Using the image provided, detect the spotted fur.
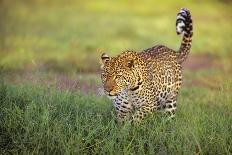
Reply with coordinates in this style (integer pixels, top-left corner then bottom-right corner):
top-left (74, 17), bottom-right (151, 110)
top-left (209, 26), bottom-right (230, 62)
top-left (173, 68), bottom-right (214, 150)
top-left (100, 8), bottom-right (193, 123)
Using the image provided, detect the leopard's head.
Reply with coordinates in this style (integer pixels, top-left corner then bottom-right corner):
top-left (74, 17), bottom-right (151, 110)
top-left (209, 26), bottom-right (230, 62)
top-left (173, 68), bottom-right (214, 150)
top-left (100, 51), bottom-right (144, 96)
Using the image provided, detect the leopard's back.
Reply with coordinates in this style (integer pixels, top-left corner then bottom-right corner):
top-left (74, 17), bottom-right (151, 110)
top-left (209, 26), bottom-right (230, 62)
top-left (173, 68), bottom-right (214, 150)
top-left (139, 45), bottom-right (183, 96)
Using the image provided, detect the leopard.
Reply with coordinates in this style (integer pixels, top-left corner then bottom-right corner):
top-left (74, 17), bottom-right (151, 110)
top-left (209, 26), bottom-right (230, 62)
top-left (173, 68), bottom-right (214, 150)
top-left (100, 8), bottom-right (193, 123)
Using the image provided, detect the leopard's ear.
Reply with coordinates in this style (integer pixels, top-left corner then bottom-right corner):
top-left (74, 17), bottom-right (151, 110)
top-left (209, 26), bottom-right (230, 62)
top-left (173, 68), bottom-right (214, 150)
top-left (100, 53), bottom-right (110, 69)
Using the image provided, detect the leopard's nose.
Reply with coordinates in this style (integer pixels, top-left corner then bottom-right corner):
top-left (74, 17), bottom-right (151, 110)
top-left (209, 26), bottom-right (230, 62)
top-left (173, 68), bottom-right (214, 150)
top-left (104, 79), bottom-right (115, 92)
top-left (105, 86), bottom-right (113, 92)
top-left (105, 83), bottom-right (114, 92)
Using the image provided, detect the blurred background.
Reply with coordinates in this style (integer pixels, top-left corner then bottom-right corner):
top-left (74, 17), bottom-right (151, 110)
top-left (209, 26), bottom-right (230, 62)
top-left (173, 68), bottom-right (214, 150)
top-left (0, 0), bottom-right (231, 93)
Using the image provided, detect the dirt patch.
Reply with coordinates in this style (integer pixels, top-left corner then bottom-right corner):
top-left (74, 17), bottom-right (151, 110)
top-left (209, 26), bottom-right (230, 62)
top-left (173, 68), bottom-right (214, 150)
top-left (2, 72), bottom-right (102, 95)
top-left (182, 54), bottom-right (230, 89)
top-left (56, 75), bottom-right (101, 95)
top-left (183, 54), bottom-right (221, 71)
top-left (183, 78), bottom-right (221, 90)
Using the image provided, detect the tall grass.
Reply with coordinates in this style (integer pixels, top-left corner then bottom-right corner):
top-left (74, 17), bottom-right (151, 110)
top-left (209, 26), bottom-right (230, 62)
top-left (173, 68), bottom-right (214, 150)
top-left (1, 82), bottom-right (231, 154)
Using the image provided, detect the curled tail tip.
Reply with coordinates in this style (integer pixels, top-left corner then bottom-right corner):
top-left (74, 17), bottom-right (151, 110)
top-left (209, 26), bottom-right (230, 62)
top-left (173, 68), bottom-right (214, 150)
top-left (180, 8), bottom-right (190, 14)
top-left (176, 8), bottom-right (192, 35)
top-left (176, 8), bottom-right (193, 63)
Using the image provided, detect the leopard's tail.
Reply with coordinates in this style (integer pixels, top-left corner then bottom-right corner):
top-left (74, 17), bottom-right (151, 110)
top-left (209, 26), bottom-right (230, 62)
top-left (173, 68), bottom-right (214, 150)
top-left (176, 8), bottom-right (193, 63)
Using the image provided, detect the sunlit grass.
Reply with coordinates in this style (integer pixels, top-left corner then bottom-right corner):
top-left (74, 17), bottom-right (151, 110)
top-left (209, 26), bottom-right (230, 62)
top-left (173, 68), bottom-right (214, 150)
top-left (0, 0), bottom-right (231, 71)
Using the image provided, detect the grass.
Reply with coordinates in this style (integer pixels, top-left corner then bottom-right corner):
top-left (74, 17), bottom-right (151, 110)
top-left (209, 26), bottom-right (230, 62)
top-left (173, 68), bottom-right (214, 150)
top-left (0, 81), bottom-right (232, 154)
top-left (0, 0), bottom-right (232, 71)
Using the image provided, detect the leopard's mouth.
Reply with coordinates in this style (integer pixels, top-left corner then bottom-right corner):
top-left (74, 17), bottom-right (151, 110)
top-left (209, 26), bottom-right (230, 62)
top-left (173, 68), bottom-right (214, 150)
top-left (107, 87), bottom-right (130, 97)
top-left (104, 88), bottom-right (118, 96)
top-left (108, 90), bottom-right (117, 96)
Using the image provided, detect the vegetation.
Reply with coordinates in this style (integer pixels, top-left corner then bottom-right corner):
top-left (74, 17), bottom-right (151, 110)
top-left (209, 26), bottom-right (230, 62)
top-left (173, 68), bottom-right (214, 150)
top-left (0, 82), bottom-right (231, 154)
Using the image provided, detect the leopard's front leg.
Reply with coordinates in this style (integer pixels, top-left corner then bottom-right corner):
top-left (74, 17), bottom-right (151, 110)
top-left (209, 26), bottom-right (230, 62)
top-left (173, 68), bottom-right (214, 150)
top-left (113, 94), bottom-right (133, 123)
top-left (131, 101), bottom-right (157, 123)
